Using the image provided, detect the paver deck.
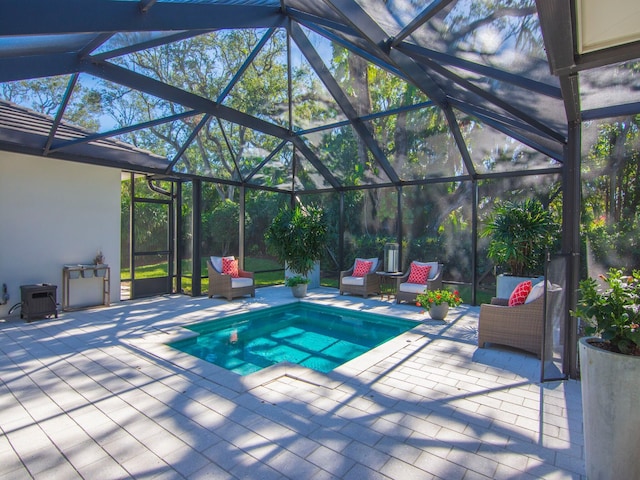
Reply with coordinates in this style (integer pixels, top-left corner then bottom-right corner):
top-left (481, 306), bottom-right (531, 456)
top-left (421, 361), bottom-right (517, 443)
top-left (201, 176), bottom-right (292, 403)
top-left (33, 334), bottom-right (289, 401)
top-left (0, 286), bottom-right (584, 479)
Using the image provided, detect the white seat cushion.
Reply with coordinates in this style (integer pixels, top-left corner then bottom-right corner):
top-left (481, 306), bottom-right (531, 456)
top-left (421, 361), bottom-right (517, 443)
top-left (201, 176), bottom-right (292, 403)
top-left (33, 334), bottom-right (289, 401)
top-left (413, 261), bottom-right (439, 280)
top-left (398, 282), bottom-right (427, 294)
top-left (342, 276), bottom-right (365, 286)
top-left (231, 277), bottom-right (253, 288)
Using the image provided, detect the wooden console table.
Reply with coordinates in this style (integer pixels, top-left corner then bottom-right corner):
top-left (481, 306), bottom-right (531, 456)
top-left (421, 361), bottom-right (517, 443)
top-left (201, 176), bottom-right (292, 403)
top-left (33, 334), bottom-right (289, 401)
top-left (62, 265), bottom-right (110, 311)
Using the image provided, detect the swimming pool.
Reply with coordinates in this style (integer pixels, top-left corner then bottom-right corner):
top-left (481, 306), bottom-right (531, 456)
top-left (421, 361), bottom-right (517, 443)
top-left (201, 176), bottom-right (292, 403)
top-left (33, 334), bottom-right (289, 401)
top-left (169, 303), bottom-right (419, 375)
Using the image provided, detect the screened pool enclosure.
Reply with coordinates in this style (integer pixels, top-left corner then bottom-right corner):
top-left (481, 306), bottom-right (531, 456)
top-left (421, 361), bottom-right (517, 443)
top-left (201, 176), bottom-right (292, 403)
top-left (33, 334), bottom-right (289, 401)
top-left (1, 1), bottom-right (640, 377)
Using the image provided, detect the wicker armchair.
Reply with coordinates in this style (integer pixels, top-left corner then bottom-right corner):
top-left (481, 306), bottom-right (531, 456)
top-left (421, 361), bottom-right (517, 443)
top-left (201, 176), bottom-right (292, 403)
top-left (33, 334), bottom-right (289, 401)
top-left (207, 257), bottom-right (255, 301)
top-left (478, 295), bottom-right (546, 358)
top-left (395, 262), bottom-right (443, 304)
top-left (339, 258), bottom-right (382, 298)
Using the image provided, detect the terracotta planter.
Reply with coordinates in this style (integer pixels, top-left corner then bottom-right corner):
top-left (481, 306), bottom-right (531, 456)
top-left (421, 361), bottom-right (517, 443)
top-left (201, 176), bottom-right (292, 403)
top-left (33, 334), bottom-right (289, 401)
top-left (579, 337), bottom-right (640, 480)
top-left (428, 303), bottom-right (449, 320)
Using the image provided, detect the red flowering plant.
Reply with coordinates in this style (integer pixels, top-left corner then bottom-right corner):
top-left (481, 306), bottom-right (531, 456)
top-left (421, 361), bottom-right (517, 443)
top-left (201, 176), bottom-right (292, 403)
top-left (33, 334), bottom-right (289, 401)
top-left (416, 289), bottom-right (462, 309)
top-left (572, 268), bottom-right (640, 356)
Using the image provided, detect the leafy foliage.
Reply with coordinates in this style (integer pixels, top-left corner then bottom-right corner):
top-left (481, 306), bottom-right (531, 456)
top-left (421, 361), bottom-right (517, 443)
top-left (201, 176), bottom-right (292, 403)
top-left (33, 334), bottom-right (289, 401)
top-left (582, 116), bottom-right (640, 270)
top-left (202, 199), bottom-right (242, 256)
top-left (284, 275), bottom-right (310, 287)
top-left (482, 198), bottom-right (555, 276)
top-left (573, 269), bottom-right (640, 355)
top-left (264, 204), bottom-right (328, 276)
top-left (416, 289), bottom-right (462, 308)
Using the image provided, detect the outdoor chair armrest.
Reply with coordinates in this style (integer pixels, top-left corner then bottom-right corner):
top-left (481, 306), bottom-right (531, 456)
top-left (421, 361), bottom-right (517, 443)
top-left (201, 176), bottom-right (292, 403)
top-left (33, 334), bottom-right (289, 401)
top-left (490, 297), bottom-right (510, 306)
top-left (238, 269), bottom-right (254, 279)
top-left (340, 267), bottom-right (355, 280)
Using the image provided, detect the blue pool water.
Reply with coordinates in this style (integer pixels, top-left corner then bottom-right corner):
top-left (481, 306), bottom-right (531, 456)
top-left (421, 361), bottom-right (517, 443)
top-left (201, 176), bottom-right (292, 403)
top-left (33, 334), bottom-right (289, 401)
top-left (169, 303), bottom-right (418, 375)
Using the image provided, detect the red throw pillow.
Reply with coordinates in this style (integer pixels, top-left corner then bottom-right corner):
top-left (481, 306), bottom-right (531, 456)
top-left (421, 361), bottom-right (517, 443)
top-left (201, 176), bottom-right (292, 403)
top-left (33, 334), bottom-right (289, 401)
top-left (222, 257), bottom-right (239, 278)
top-left (509, 280), bottom-right (532, 306)
top-left (407, 263), bottom-right (431, 284)
top-left (353, 259), bottom-right (373, 277)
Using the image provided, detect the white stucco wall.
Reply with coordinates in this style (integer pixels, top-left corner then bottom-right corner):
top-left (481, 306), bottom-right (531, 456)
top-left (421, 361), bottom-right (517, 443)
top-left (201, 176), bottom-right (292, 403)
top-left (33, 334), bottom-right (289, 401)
top-left (0, 152), bottom-right (121, 318)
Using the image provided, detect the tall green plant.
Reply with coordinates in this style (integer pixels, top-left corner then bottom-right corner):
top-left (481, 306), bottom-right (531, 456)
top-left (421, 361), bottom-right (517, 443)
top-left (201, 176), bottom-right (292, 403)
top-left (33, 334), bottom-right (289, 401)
top-left (264, 204), bottom-right (328, 277)
top-left (482, 199), bottom-right (554, 277)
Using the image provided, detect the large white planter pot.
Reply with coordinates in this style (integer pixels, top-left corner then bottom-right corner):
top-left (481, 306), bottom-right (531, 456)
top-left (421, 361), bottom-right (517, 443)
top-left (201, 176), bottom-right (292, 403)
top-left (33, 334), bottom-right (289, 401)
top-left (285, 261), bottom-right (320, 289)
top-left (579, 337), bottom-right (640, 480)
top-left (496, 274), bottom-right (543, 298)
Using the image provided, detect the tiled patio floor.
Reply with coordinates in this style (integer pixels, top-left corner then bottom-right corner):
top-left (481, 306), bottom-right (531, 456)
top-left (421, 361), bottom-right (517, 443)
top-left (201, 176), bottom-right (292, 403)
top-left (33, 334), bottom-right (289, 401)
top-left (0, 287), bottom-right (584, 479)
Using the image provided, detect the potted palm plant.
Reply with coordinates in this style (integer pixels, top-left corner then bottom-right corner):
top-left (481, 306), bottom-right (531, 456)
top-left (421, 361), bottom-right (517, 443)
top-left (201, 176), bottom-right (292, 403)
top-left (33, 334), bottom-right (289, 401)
top-left (265, 204), bottom-right (328, 297)
top-left (481, 199), bottom-right (555, 298)
top-left (572, 268), bottom-right (640, 479)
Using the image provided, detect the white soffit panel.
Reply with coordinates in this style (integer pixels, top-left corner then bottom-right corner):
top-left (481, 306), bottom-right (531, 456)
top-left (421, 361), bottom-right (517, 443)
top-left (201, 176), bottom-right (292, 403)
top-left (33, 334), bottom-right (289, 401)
top-left (577, 0), bottom-right (640, 53)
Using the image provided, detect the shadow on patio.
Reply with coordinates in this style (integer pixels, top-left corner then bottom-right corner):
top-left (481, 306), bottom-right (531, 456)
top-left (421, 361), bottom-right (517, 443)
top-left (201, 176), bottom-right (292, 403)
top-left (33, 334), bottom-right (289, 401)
top-left (0, 287), bottom-right (584, 479)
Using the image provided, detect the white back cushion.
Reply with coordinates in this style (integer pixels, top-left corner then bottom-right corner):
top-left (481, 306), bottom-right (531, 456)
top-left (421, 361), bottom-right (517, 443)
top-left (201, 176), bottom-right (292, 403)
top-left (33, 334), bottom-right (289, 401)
top-left (413, 261), bottom-right (439, 279)
top-left (354, 257), bottom-right (379, 274)
top-left (525, 280), bottom-right (562, 303)
top-left (210, 255), bottom-right (234, 273)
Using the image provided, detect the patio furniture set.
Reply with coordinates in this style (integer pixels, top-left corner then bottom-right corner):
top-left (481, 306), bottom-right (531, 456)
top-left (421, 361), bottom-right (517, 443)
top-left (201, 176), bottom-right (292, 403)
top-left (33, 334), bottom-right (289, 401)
top-left (206, 253), bottom-right (555, 359)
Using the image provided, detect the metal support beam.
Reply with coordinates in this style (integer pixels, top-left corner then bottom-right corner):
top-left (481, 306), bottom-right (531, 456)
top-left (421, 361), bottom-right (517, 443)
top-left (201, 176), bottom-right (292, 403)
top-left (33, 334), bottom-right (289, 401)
top-left (165, 115), bottom-right (210, 174)
top-left (91, 31), bottom-right (209, 61)
top-left (397, 46), bottom-right (567, 144)
top-left (239, 186), bottom-right (246, 270)
top-left (535, 0), bottom-right (575, 76)
top-left (192, 179), bottom-right (202, 297)
top-left (289, 136), bottom-right (342, 189)
top-left (321, 0), bottom-right (448, 106)
top-left (0, 1), bottom-right (283, 35)
top-left (582, 102), bottom-right (640, 121)
top-left (245, 140), bottom-right (288, 184)
top-left (562, 121), bottom-right (582, 379)
top-left (292, 17), bottom-right (407, 81)
top-left (471, 180), bottom-right (479, 305)
top-left (339, 191), bottom-right (345, 271)
top-left (0, 53), bottom-right (84, 83)
top-left (449, 99), bottom-right (565, 161)
top-left (217, 28), bottom-right (277, 104)
top-left (442, 107), bottom-right (477, 178)
top-left (129, 173), bottom-right (136, 296)
top-left (398, 43), bottom-right (562, 99)
top-left (81, 59), bottom-right (291, 140)
top-left (290, 22), bottom-right (400, 183)
top-left (389, 0), bottom-right (455, 49)
top-left (49, 110), bottom-right (198, 153)
top-left (44, 74), bottom-right (78, 155)
top-left (396, 185), bottom-right (403, 268)
top-left (175, 181), bottom-right (183, 294)
top-left (559, 74), bottom-right (581, 124)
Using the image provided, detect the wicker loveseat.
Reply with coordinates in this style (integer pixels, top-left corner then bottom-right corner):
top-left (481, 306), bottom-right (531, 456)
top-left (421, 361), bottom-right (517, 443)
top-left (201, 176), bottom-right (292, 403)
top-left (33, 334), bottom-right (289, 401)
top-left (395, 262), bottom-right (443, 304)
top-left (478, 294), bottom-right (546, 358)
top-left (339, 258), bottom-right (382, 298)
top-left (207, 256), bottom-right (255, 301)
